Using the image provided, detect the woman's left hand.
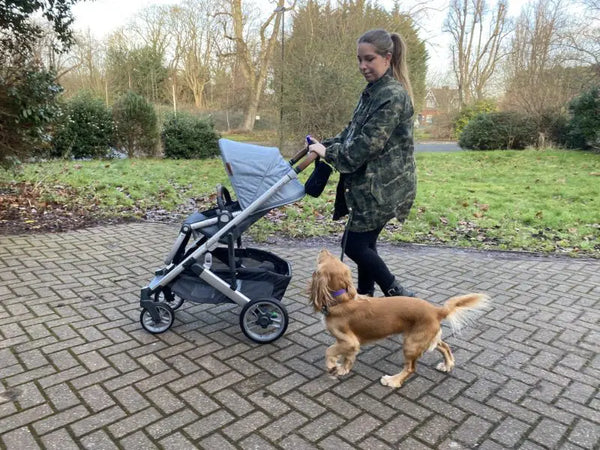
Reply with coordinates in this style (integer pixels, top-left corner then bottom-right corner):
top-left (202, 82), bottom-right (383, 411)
top-left (308, 142), bottom-right (326, 158)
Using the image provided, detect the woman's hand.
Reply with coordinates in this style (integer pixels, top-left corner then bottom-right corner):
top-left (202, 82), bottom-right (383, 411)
top-left (308, 141), bottom-right (326, 158)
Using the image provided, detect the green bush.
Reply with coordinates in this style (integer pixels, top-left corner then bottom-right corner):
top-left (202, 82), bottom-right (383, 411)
top-left (564, 86), bottom-right (600, 150)
top-left (51, 92), bottom-right (114, 159)
top-left (458, 111), bottom-right (537, 150)
top-left (161, 112), bottom-right (220, 159)
top-left (453, 99), bottom-right (497, 138)
top-left (113, 91), bottom-right (158, 158)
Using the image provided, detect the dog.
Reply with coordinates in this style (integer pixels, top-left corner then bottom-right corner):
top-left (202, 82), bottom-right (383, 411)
top-left (309, 249), bottom-right (489, 388)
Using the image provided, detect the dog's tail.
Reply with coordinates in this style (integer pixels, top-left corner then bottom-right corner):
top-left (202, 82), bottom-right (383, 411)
top-left (439, 293), bottom-right (490, 334)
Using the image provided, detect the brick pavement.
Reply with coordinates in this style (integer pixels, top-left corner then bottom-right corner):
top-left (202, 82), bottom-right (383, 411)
top-left (0, 222), bottom-right (598, 449)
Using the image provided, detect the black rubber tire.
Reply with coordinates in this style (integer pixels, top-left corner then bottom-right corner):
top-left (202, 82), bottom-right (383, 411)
top-left (140, 303), bottom-right (174, 334)
top-left (239, 298), bottom-right (289, 344)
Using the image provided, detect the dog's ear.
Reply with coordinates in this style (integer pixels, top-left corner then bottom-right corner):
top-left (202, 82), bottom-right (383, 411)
top-left (343, 266), bottom-right (357, 298)
top-left (309, 269), bottom-right (333, 312)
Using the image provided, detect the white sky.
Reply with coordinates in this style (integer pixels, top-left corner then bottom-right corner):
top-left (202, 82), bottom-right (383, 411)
top-left (71, 0), bottom-right (534, 76)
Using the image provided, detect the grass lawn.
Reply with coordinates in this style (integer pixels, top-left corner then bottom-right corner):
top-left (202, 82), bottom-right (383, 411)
top-left (1, 148), bottom-right (599, 257)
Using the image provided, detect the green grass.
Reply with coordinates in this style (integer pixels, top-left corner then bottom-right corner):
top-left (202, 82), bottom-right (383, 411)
top-left (2, 148), bottom-right (599, 257)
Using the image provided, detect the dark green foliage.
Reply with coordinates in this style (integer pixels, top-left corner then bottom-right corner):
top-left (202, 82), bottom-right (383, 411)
top-left (51, 93), bottom-right (114, 159)
top-left (458, 111), bottom-right (537, 150)
top-left (564, 87), bottom-right (600, 150)
top-left (1, 0), bottom-right (80, 167)
top-left (453, 99), bottom-right (497, 138)
top-left (0, 0), bottom-right (78, 55)
top-left (106, 45), bottom-right (168, 103)
top-left (161, 113), bottom-right (220, 159)
top-left (0, 66), bottom-right (62, 167)
top-left (112, 92), bottom-right (159, 158)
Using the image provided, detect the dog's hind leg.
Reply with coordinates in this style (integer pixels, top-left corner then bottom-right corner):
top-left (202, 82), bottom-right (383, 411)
top-left (380, 336), bottom-right (426, 388)
top-left (435, 340), bottom-right (455, 373)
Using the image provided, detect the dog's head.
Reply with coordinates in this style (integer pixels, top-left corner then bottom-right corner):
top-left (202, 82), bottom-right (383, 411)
top-left (309, 249), bottom-right (357, 312)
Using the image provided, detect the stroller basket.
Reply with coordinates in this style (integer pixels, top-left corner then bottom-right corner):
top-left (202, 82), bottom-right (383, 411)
top-left (170, 247), bottom-right (292, 305)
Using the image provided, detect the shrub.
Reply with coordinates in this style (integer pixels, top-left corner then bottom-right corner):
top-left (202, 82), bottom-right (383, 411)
top-left (1, 66), bottom-right (62, 167)
top-left (453, 99), bottom-right (497, 138)
top-left (113, 91), bottom-right (158, 158)
top-left (458, 111), bottom-right (537, 150)
top-left (564, 86), bottom-right (600, 150)
top-left (161, 112), bottom-right (220, 159)
top-left (51, 92), bottom-right (114, 159)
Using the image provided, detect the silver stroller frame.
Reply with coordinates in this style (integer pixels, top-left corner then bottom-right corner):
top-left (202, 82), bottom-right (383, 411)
top-left (139, 141), bottom-right (317, 343)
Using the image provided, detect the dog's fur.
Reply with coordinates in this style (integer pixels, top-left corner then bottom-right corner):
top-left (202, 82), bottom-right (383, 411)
top-left (309, 249), bottom-right (489, 388)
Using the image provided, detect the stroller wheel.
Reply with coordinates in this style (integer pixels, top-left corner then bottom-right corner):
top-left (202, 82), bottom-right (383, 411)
top-left (155, 288), bottom-right (184, 310)
top-left (140, 303), bottom-right (174, 334)
top-left (240, 298), bottom-right (288, 344)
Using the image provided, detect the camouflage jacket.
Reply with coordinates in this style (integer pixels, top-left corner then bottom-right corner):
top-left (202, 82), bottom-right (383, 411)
top-left (323, 70), bottom-right (417, 232)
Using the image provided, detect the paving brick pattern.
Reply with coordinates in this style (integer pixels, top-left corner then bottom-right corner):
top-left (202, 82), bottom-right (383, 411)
top-left (0, 223), bottom-right (599, 449)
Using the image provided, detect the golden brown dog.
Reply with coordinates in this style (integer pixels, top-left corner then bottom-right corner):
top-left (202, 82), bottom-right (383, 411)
top-left (309, 249), bottom-right (489, 388)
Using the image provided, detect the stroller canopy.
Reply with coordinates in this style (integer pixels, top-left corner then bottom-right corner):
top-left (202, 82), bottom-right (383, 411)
top-left (218, 139), bottom-right (305, 212)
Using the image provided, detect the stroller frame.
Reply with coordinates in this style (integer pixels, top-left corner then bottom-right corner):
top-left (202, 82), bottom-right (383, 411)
top-left (139, 142), bottom-right (317, 343)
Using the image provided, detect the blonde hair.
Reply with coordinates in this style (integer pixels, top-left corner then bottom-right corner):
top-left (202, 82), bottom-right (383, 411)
top-left (358, 29), bottom-right (414, 104)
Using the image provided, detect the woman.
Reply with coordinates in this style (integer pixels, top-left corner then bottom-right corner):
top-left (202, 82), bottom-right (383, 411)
top-left (307, 28), bottom-right (417, 298)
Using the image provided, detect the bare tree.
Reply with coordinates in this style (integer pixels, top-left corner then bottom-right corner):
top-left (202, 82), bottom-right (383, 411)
top-left (176, 0), bottom-right (219, 109)
top-left (220, 0), bottom-right (295, 131)
top-left (561, 0), bottom-right (600, 74)
top-left (444, 0), bottom-right (511, 106)
top-left (502, 0), bottom-right (595, 141)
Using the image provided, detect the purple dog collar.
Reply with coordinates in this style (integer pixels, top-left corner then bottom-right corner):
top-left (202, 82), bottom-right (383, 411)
top-left (331, 289), bottom-right (347, 297)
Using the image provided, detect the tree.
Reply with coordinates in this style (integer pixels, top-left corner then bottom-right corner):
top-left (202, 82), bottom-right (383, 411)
top-left (112, 92), bottom-right (159, 158)
top-left (105, 32), bottom-right (168, 103)
top-left (281, 0), bottom-right (427, 139)
top-left (502, 0), bottom-right (595, 140)
top-left (1, 0), bottom-right (81, 167)
top-left (171, 0), bottom-right (220, 109)
top-left (444, 0), bottom-right (511, 107)
top-left (562, 0), bottom-right (600, 75)
top-left (220, 0), bottom-right (293, 131)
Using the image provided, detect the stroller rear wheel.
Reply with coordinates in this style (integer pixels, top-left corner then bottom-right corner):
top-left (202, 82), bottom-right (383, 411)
top-left (240, 298), bottom-right (288, 344)
top-left (140, 303), bottom-right (174, 334)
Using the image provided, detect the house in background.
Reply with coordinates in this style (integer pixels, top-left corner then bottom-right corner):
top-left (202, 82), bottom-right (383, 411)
top-left (418, 86), bottom-right (460, 126)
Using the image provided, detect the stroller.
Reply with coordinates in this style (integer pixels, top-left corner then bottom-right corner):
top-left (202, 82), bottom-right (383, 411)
top-left (139, 139), bottom-right (317, 343)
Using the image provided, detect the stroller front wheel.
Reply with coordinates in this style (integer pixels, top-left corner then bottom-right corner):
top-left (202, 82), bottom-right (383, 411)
top-left (240, 298), bottom-right (288, 344)
top-left (140, 303), bottom-right (174, 334)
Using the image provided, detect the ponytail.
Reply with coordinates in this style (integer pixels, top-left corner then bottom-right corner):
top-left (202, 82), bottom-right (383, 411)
top-left (390, 33), bottom-right (414, 106)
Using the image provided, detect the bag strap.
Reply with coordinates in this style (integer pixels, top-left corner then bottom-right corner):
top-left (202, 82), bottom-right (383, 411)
top-left (340, 209), bottom-right (353, 262)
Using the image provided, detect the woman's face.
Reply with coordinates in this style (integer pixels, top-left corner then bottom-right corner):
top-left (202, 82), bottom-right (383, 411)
top-left (357, 42), bottom-right (391, 83)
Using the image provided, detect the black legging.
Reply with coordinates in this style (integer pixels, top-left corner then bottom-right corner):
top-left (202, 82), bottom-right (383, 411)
top-left (343, 226), bottom-right (395, 295)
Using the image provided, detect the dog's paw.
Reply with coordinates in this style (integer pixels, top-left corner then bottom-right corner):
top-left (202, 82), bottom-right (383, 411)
top-left (336, 366), bottom-right (350, 376)
top-left (436, 362), bottom-right (454, 373)
top-left (380, 375), bottom-right (401, 388)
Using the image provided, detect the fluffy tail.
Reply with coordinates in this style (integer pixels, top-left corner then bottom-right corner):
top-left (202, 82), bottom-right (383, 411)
top-left (438, 293), bottom-right (490, 334)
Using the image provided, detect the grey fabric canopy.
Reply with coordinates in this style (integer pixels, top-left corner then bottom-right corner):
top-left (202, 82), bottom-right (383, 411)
top-left (218, 139), bottom-right (305, 212)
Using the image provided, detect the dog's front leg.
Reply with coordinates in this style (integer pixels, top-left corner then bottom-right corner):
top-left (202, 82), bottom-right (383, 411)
top-left (326, 340), bottom-right (359, 377)
top-left (325, 344), bottom-right (341, 374)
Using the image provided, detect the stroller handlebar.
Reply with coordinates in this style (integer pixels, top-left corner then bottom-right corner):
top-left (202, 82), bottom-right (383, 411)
top-left (290, 147), bottom-right (319, 173)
